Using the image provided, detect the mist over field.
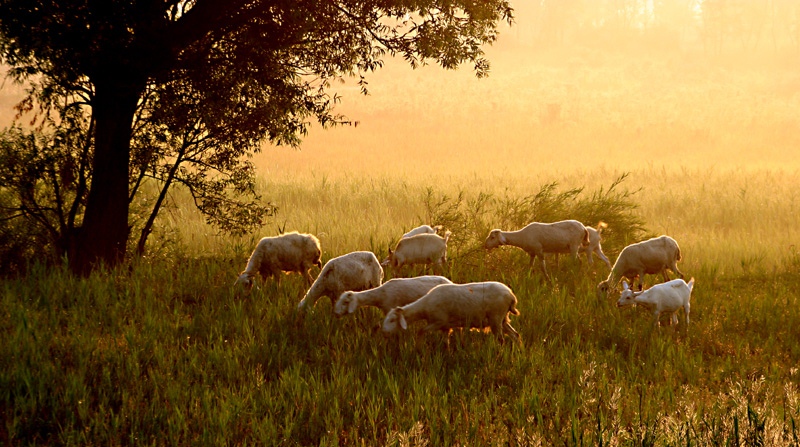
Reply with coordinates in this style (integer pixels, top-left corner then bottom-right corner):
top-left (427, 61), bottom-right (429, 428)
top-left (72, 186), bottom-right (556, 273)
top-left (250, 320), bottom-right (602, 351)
top-left (253, 3), bottom-right (800, 181)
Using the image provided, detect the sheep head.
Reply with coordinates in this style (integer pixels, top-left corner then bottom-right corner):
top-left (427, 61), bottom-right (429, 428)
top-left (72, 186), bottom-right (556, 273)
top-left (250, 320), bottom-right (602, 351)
top-left (382, 307), bottom-right (407, 334)
top-left (615, 281), bottom-right (641, 308)
top-left (484, 230), bottom-right (505, 250)
top-left (334, 292), bottom-right (357, 317)
top-left (234, 272), bottom-right (255, 290)
top-left (596, 280), bottom-right (612, 297)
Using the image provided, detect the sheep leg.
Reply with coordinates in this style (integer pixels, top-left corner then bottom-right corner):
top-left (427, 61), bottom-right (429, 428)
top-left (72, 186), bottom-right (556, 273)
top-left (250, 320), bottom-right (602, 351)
top-left (684, 304), bottom-right (691, 325)
top-left (536, 252), bottom-right (551, 281)
top-left (489, 322), bottom-right (505, 344)
top-left (570, 245), bottom-right (581, 264)
top-left (652, 310), bottom-right (661, 327)
top-left (502, 320), bottom-right (521, 344)
top-left (672, 263), bottom-right (685, 279)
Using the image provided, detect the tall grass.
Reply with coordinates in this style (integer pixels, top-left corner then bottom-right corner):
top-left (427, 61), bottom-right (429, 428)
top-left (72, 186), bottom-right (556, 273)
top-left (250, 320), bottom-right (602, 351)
top-left (3, 165), bottom-right (800, 445)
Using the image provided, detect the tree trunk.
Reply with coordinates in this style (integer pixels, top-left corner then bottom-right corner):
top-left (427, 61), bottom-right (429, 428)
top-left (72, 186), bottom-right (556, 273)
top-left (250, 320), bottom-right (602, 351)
top-left (70, 77), bottom-right (141, 275)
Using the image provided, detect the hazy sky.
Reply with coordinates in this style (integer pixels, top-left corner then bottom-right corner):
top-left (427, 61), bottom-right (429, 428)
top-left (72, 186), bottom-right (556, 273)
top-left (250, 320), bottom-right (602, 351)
top-left (3, 2), bottom-right (799, 178)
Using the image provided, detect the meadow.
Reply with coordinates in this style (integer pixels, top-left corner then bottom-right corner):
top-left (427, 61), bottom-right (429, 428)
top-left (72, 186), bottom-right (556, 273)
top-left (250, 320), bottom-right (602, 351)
top-left (4, 41), bottom-right (800, 446)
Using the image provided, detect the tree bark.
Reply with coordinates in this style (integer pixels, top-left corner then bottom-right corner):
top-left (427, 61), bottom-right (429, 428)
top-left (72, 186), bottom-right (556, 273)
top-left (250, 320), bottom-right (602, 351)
top-left (70, 76), bottom-right (142, 275)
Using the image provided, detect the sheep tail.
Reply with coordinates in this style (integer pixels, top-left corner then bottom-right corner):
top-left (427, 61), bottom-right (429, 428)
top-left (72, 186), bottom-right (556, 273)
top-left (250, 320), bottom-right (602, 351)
top-left (509, 294), bottom-right (520, 315)
top-left (443, 230), bottom-right (452, 244)
top-left (675, 245), bottom-right (682, 261)
top-left (687, 277), bottom-right (695, 293)
top-left (582, 228), bottom-right (590, 246)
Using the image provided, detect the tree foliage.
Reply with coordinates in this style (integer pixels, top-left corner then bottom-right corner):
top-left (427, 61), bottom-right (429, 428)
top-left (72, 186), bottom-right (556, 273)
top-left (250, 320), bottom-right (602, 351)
top-left (0, 0), bottom-right (514, 273)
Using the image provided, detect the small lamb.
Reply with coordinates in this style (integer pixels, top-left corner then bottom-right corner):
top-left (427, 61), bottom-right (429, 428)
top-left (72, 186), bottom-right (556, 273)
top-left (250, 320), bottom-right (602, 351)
top-left (484, 220), bottom-right (590, 279)
top-left (297, 251), bottom-right (383, 310)
top-left (334, 275), bottom-right (453, 317)
top-left (616, 278), bottom-right (695, 327)
top-left (382, 231), bottom-right (452, 276)
top-left (597, 235), bottom-right (684, 296)
top-left (579, 222), bottom-right (612, 269)
top-left (381, 281), bottom-right (522, 344)
top-left (235, 232), bottom-right (322, 289)
top-left (402, 224), bottom-right (442, 239)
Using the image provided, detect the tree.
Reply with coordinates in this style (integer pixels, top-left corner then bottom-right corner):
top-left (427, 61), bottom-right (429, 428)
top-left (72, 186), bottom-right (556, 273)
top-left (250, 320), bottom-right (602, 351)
top-left (0, 0), bottom-right (513, 274)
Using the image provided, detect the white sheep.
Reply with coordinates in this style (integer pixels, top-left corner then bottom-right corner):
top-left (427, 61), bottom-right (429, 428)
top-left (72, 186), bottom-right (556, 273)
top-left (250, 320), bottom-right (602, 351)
top-left (579, 222), bottom-right (612, 269)
top-left (597, 235), bottom-right (684, 296)
top-left (382, 231), bottom-right (452, 276)
top-left (334, 275), bottom-right (453, 317)
top-left (297, 251), bottom-right (383, 310)
top-left (401, 224), bottom-right (442, 239)
top-left (616, 278), bottom-right (695, 327)
top-left (234, 232), bottom-right (322, 290)
top-left (381, 281), bottom-right (522, 344)
top-left (484, 220), bottom-right (590, 279)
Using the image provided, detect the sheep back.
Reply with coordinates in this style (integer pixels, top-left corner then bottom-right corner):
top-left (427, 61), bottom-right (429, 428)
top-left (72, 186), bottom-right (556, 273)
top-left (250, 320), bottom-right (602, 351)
top-left (613, 235), bottom-right (681, 278)
top-left (298, 251), bottom-right (383, 310)
top-left (236, 232), bottom-right (322, 288)
top-left (599, 235), bottom-right (683, 294)
top-left (402, 224), bottom-right (440, 239)
top-left (387, 232), bottom-right (450, 269)
top-left (384, 281), bottom-right (520, 342)
top-left (335, 275), bottom-right (453, 316)
top-left (521, 220), bottom-right (589, 253)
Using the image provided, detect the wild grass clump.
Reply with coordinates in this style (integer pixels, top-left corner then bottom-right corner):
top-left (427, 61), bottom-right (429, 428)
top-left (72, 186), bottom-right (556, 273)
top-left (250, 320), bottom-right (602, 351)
top-left (422, 173), bottom-right (647, 277)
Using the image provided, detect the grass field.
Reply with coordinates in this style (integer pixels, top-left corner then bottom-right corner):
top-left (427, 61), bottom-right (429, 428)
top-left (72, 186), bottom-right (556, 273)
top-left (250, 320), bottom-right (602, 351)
top-left (4, 29), bottom-right (800, 446)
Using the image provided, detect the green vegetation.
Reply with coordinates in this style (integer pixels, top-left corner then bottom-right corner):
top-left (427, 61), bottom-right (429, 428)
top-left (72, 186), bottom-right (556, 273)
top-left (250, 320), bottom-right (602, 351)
top-left (3, 166), bottom-right (800, 445)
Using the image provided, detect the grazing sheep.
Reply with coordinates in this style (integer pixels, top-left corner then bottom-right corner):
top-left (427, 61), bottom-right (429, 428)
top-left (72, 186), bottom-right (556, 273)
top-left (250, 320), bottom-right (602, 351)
top-left (402, 224), bottom-right (442, 239)
top-left (297, 251), bottom-right (383, 310)
top-left (382, 281), bottom-right (521, 344)
top-left (616, 278), bottom-right (695, 327)
top-left (579, 222), bottom-right (612, 269)
top-left (234, 232), bottom-right (322, 290)
top-left (484, 220), bottom-right (590, 279)
top-left (334, 275), bottom-right (453, 317)
top-left (382, 231), bottom-right (452, 276)
top-left (597, 235), bottom-right (684, 296)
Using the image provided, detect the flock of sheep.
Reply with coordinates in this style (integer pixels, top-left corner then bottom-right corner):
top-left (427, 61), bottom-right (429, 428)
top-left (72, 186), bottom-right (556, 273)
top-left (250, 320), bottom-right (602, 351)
top-left (234, 220), bottom-right (695, 344)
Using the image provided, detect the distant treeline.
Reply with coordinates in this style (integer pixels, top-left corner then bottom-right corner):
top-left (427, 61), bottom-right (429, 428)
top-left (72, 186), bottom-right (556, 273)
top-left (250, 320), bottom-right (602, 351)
top-left (512, 0), bottom-right (799, 54)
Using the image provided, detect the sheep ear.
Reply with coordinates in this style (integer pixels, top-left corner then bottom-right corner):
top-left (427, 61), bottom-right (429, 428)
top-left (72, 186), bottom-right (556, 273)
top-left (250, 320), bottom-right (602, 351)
top-left (498, 232), bottom-right (507, 244)
top-left (622, 281), bottom-right (629, 291)
top-left (347, 297), bottom-right (359, 314)
top-left (399, 313), bottom-right (408, 330)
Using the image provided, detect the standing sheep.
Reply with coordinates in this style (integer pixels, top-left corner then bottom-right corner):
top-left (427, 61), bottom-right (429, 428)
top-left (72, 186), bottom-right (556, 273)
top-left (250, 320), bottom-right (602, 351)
top-left (334, 275), bottom-right (453, 317)
top-left (297, 251), bottom-right (384, 311)
top-left (616, 278), bottom-right (695, 327)
top-left (484, 220), bottom-right (590, 279)
top-left (579, 222), bottom-right (612, 269)
top-left (234, 232), bottom-right (322, 290)
top-left (597, 235), bottom-right (684, 296)
top-left (382, 281), bottom-right (522, 344)
top-left (382, 231), bottom-right (451, 276)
